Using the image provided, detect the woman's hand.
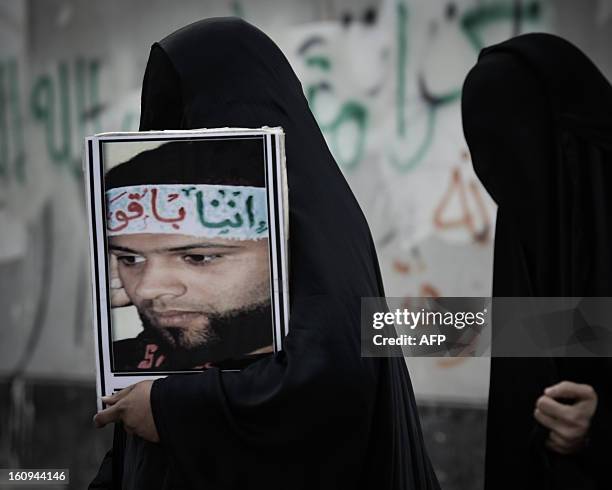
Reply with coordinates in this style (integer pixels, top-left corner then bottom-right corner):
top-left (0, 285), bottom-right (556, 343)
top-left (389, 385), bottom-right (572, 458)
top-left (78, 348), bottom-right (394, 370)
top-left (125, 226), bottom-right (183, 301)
top-left (94, 381), bottom-right (160, 443)
top-left (534, 381), bottom-right (598, 455)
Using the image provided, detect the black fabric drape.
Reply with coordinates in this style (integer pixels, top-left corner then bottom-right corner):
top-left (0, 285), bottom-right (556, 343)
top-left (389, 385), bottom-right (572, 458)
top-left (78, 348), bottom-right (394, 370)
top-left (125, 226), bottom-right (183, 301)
top-left (462, 33), bottom-right (612, 490)
top-left (90, 17), bottom-right (440, 490)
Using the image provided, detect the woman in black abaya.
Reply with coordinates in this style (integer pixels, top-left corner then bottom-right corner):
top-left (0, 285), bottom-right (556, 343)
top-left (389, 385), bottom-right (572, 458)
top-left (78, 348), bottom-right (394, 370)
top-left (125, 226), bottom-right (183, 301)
top-left (89, 17), bottom-right (440, 490)
top-left (463, 33), bottom-right (612, 489)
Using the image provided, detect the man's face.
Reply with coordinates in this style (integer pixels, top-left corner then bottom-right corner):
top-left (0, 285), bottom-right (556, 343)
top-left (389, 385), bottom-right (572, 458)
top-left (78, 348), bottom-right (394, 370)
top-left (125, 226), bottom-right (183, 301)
top-left (109, 233), bottom-right (270, 350)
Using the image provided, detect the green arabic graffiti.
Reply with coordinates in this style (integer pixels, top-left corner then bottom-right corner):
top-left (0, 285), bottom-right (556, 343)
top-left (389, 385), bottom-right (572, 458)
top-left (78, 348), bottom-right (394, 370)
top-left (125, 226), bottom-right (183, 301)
top-left (1, 56), bottom-right (140, 187)
top-left (302, 0), bottom-right (543, 174)
top-left (461, 0), bottom-right (542, 51)
top-left (30, 59), bottom-right (103, 178)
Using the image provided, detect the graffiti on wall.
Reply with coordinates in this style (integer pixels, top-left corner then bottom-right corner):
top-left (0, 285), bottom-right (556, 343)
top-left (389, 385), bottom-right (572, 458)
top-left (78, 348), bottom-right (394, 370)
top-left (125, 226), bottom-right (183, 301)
top-left (0, 54), bottom-right (139, 382)
top-left (283, 0), bottom-right (545, 397)
top-left (294, 0), bottom-right (541, 173)
top-left (286, 0), bottom-right (544, 295)
top-left (0, 0), bottom-right (547, 403)
top-left (1, 57), bottom-right (138, 188)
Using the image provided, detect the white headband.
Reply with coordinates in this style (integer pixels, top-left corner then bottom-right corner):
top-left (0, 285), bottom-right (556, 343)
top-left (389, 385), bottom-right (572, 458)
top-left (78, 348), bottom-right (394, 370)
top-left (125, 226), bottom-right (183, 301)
top-left (106, 184), bottom-right (268, 240)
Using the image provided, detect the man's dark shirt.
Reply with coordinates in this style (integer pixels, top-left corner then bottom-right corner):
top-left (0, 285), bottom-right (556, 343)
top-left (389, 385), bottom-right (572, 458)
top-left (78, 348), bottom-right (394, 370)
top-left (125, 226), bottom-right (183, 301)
top-left (112, 331), bottom-right (269, 372)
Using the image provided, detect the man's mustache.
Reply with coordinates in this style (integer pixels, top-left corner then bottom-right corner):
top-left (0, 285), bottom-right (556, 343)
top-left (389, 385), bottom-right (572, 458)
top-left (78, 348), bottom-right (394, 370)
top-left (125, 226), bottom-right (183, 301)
top-left (142, 301), bottom-right (217, 315)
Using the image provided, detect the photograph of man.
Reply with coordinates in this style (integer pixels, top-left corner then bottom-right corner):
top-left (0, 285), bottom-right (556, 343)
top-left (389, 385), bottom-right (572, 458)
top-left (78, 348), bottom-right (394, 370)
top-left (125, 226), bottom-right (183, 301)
top-left (104, 138), bottom-right (274, 372)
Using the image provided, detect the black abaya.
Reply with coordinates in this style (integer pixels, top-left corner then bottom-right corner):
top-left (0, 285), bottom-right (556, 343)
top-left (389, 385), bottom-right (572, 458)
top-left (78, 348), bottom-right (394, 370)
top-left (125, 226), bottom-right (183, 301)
top-left (89, 17), bottom-right (440, 490)
top-left (462, 33), bottom-right (612, 490)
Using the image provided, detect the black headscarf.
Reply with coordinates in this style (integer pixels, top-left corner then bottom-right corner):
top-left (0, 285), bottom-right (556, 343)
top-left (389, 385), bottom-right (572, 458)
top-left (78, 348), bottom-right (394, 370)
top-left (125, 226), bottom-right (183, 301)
top-left (462, 33), bottom-right (612, 489)
top-left (90, 17), bottom-right (439, 490)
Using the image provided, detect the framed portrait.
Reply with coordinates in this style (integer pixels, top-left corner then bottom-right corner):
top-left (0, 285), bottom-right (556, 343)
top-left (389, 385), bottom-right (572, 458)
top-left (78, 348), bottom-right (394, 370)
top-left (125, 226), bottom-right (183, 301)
top-left (84, 128), bottom-right (289, 408)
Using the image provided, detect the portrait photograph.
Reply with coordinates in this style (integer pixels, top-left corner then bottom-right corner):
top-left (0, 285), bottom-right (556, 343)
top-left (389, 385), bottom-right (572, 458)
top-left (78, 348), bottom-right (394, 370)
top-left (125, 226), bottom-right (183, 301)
top-left (85, 129), bottom-right (289, 400)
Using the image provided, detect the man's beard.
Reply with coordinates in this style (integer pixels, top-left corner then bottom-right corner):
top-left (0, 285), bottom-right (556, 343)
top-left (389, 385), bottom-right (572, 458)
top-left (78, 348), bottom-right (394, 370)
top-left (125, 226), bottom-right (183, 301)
top-left (137, 301), bottom-right (273, 368)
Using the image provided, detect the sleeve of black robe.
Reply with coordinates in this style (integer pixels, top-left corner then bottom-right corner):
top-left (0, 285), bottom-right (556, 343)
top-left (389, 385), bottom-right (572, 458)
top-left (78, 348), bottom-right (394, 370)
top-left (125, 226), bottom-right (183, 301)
top-left (150, 295), bottom-right (429, 489)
